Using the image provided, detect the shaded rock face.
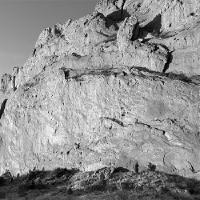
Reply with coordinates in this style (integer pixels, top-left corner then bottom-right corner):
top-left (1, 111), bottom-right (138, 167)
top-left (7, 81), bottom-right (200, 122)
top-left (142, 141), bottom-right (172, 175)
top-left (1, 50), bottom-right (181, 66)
top-left (0, 0), bottom-right (200, 179)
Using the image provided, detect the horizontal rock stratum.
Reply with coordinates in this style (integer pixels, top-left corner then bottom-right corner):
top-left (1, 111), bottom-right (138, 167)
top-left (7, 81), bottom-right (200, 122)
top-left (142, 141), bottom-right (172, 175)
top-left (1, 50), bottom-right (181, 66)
top-left (0, 0), bottom-right (200, 179)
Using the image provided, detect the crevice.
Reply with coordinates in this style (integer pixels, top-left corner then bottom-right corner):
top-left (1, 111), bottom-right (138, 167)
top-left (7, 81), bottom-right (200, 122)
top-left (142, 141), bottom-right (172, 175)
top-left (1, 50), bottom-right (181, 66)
top-left (103, 117), bottom-right (126, 127)
top-left (95, 35), bottom-right (116, 46)
top-left (159, 31), bottom-right (178, 39)
top-left (0, 99), bottom-right (7, 119)
top-left (121, 0), bottom-right (129, 19)
top-left (163, 50), bottom-right (174, 73)
top-left (60, 66), bottom-right (198, 86)
top-left (187, 161), bottom-right (200, 174)
top-left (135, 119), bottom-right (166, 135)
top-left (131, 66), bottom-right (197, 85)
top-left (60, 67), bottom-right (72, 80)
top-left (60, 68), bottom-right (122, 82)
top-left (97, 30), bottom-right (116, 38)
top-left (166, 73), bottom-right (195, 84)
top-left (12, 76), bottom-right (17, 91)
top-left (64, 70), bottom-right (70, 80)
top-left (130, 22), bottom-right (140, 41)
top-left (163, 153), bottom-right (167, 166)
top-left (163, 51), bottom-right (173, 73)
top-left (134, 162), bottom-right (139, 173)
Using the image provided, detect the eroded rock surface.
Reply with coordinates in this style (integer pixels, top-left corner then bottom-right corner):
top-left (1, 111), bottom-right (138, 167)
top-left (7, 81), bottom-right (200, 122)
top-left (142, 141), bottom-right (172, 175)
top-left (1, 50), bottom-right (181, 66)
top-left (0, 0), bottom-right (200, 180)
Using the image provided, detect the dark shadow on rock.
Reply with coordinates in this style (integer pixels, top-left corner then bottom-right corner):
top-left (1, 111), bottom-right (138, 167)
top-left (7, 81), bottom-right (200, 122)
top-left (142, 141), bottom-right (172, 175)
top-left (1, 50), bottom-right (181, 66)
top-left (148, 162), bottom-right (156, 171)
top-left (51, 168), bottom-right (79, 179)
top-left (104, 9), bottom-right (130, 31)
top-left (106, 9), bottom-right (130, 23)
top-left (159, 31), bottom-right (177, 39)
top-left (139, 14), bottom-right (162, 39)
top-left (165, 72), bottom-right (194, 84)
top-left (0, 99), bottom-right (7, 119)
top-left (132, 66), bottom-right (196, 85)
top-left (144, 14), bottom-right (162, 34)
top-left (112, 167), bottom-right (130, 174)
top-left (163, 51), bottom-right (173, 73)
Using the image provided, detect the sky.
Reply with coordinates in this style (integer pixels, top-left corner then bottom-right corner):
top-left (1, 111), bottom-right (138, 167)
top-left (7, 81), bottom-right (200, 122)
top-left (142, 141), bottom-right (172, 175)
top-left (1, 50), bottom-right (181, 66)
top-left (0, 0), bottom-right (98, 77)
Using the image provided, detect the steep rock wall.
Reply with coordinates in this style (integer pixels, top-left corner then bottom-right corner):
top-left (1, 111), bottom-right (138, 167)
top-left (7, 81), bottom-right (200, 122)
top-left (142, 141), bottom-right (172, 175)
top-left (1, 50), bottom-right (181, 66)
top-left (0, 0), bottom-right (200, 179)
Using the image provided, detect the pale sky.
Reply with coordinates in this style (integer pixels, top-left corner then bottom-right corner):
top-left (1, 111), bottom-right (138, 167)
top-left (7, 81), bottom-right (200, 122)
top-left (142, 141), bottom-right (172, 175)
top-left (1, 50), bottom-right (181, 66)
top-left (0, 0), bottom-right (98, 77)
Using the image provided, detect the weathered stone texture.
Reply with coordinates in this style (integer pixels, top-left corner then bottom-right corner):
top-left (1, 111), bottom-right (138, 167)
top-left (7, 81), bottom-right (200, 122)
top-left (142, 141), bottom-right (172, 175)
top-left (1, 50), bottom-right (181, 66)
top-left (0, 0), bottom-right (200, 179)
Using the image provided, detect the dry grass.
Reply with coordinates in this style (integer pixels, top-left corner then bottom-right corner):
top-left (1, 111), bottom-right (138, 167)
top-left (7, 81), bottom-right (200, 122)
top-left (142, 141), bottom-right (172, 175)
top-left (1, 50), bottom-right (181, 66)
top-left (0, 167), bottom-right (199, 199)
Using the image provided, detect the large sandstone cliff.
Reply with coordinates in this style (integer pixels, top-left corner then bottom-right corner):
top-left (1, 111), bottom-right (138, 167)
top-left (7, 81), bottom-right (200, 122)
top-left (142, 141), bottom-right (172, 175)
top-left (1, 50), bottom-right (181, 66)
top-left (0, 0), bottom-right (200, 179)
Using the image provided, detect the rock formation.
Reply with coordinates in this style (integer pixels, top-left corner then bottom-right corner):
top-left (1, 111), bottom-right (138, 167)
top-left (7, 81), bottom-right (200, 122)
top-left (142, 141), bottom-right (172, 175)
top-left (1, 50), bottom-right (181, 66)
top-left (0, 0), bottom-right (200, 180)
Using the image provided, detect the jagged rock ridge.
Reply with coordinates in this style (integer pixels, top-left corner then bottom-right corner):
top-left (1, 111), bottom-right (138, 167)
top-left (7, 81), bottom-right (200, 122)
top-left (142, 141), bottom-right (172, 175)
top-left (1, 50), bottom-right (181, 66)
top-left (0, 0), bottom-right (200, 180)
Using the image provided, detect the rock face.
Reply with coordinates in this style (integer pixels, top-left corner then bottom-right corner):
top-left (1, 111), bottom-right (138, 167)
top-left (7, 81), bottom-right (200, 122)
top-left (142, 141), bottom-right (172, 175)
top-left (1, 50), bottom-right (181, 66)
top-left (0, 0), bottom-right (200, 179)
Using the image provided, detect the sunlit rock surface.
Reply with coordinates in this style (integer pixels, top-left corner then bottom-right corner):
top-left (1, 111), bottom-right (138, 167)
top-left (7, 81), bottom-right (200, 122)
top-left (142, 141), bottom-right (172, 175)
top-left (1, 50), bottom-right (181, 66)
top-left (0, 0), bottom-right (200, 180)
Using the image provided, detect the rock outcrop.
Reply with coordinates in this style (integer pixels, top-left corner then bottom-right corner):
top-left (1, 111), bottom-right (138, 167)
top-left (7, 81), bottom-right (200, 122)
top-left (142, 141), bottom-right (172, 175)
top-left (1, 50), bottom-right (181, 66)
top-left (1, 167), bottom-right (200, 199)
top-left (0, 0), bottom-right (200, 180)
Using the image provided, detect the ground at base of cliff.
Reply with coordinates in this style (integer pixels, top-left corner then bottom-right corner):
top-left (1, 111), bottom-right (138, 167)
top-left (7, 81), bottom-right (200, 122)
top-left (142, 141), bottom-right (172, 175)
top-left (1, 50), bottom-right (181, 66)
top-left (0, 167), bottom-right (200, 200)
